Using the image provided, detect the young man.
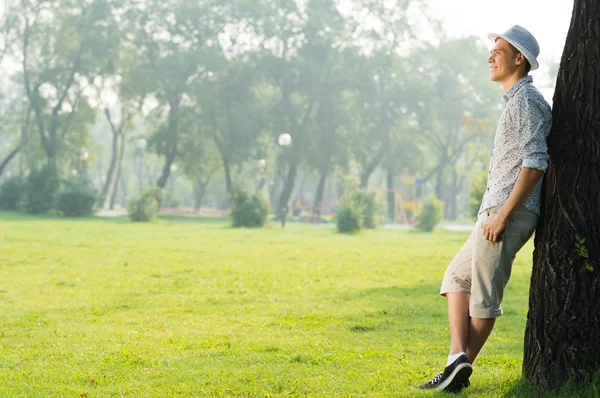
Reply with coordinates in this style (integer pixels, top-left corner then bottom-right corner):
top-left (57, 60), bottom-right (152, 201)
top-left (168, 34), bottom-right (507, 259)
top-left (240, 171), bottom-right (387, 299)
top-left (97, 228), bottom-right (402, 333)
top-left (418, 25), bottom-right (553, 392)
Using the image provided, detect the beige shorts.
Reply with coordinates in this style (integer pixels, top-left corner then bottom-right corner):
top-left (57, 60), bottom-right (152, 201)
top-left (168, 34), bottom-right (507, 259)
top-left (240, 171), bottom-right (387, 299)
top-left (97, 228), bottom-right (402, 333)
top-left (440, 206), bottom-right (538, 318)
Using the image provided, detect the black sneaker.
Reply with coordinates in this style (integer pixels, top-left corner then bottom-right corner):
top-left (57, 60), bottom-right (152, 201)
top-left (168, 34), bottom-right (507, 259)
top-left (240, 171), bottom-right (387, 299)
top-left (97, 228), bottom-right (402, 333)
top-left (418, 354), bottom-right (473, 392)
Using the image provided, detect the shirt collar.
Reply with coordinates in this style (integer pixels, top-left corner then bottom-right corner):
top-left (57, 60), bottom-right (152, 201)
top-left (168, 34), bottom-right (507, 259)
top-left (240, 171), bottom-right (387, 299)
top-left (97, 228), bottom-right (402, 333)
top-left (503, 75), bottom-right (533, 102)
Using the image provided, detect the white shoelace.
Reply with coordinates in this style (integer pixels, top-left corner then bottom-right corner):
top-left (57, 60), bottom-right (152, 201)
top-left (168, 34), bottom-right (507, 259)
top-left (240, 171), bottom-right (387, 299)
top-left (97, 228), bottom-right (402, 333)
top-left (428, 372), bottom-right (444, 385)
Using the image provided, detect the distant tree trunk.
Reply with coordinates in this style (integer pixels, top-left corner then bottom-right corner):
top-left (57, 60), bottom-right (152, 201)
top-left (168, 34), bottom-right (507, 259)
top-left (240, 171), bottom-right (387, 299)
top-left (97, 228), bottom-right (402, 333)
top-left (312, 169), bottom-right (328, 219)
top-left (360, 126), bottom-right (390, 189)
top-left (0, 145), bottom-right (20, 177)
top-left (444, 169), bottom-right (460, 220)
top-left (156, 95), bottom-right (181, 189)
top-left (277, 156), bottom-right (299, 217)
top-left (109, 134), bottom-right (126, 210)
top-left (435, 166), bottom-right (445, 203)
top-left (523, 0), bottom-right (600, 388)
top-left (214, 135), bottom-right (233, 197)
top-left (336, 179), bottom-right (345, 201)
top-left (222, 160), bottom-right (233, 196)
top-left (387, 165), bottom-right (395, 221)
top-left (193, 175), bottom-right (211, 212)
top-left (101, 108), bottom-right (124, 207)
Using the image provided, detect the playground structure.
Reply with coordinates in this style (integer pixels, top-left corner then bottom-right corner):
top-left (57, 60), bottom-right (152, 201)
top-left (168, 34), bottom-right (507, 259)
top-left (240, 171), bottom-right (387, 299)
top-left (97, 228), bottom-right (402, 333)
top-left (377, 172), bottom-right (426, 224)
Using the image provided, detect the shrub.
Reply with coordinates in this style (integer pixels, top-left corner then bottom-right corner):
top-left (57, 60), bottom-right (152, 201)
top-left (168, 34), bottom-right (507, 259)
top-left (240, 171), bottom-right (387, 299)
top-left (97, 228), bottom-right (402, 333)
top-left (336, 195), bottom-right (364, 233)
top-left (127, 187), bottom-right (163, 222)
top-left (469, 172), bottom-right (488, 219)
top-left (352, 190), bottom-right (380, 229)
top-left (23, 163), bottom-right (61, 214)
top-left (56, 177), bottom-right (98, 217)
top-left (231, 188), bottom-right (268, 228)
top-left (416, 198), bottom-right (443, 232)
top-left (0, 176), bottom-right (25, 210)
top-left (335, 190), bottom-right (380, 233)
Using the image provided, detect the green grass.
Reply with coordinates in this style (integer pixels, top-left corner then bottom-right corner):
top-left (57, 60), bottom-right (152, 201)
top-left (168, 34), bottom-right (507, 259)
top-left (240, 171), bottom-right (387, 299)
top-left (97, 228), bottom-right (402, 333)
top-left (0, 212), bottom-right (595, 397)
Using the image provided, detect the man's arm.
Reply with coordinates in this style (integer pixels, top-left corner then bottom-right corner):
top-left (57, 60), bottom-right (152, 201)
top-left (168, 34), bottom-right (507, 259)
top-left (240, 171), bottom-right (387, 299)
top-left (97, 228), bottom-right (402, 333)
top-left (482, 167), bottom-right (544, 242)
top-left (483, 94), bottom-right (551, 242)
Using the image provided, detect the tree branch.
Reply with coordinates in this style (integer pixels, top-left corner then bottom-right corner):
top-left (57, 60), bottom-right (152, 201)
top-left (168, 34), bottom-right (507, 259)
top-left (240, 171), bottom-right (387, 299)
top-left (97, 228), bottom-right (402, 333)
top-left (22, 18), bottom-right (50, 155)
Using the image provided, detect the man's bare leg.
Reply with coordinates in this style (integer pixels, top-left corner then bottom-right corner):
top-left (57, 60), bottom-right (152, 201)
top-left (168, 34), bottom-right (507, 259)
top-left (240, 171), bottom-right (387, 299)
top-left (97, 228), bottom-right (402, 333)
top-left (447, 293), bottom-right (496, 363)
top-left (465, 317), bottom-right (496, 363)
top-left (447, 292), bottom-right (470, 355)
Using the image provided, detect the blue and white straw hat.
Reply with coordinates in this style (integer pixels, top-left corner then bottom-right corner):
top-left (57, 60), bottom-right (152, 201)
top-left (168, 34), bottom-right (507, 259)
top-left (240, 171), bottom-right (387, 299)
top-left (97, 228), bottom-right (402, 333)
top-left (488, 25), bottom-right (540, 71)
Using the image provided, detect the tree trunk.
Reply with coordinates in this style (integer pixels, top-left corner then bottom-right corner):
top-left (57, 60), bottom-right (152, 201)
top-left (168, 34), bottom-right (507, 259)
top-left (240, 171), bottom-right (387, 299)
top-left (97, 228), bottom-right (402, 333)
top-left (101, 131), bottom-right (120, 207)
top-left (360, 126), bottom-right (390, 189)
top-left (444, 169), bottom-right (460, 220)
top-left (156, 96), bottom-right (181, 189)
top-left (312, 169), bottom-right (328, 219)
top-left (0, 145), bottom-right (21, 177)
top-left (193, 176), bottom-right (211, 212)
top-left (435, 166), bottom-right (445, 203)
top-left (277, 156), bottom-right (299, 217)
top-left (101, 108), bottom-right (124, 207)
top-left (336, 179), bottom-right (345, 201)
top-left (109, 133), bottom-right (126, 210)
top-left (223, 160), bottom-right (233, 196)
top-left (523, 0), bottom-right (600, 388)
top-left (387, 165), bottom-right (395, 221)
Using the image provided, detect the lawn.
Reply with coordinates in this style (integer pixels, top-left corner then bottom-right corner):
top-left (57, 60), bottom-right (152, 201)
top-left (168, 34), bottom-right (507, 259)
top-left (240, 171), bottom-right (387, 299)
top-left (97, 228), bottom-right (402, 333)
top-left (0, 212), bottom-right (592, 397)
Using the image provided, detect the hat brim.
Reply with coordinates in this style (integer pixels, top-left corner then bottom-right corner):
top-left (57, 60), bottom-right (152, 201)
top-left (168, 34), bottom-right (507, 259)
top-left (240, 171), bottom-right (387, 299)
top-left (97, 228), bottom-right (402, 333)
top-left (488, 33), bottom-right (539, 71)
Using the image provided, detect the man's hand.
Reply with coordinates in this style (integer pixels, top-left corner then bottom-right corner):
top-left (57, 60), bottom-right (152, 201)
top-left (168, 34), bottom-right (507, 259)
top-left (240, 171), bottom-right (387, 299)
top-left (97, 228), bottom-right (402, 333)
top-left (482, 213), bottom-right (508, 242)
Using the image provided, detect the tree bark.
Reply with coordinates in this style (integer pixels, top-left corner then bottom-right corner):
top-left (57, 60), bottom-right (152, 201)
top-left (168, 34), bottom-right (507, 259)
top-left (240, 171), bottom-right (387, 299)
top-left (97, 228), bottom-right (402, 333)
top-left (0, 145), bottom-right (20, 177)
top-left (101, 108), bottom-right (124, 207)
top-left (444, 169), bottom-right (460, 220)
top-left (193, 175), bottom-right (212, 212)
top-left (523, 0), bottom-right (600, 388)
top-left (277, 155), bottom-right (299, 217)
top-left (312, 169), bottom-right (328, 219)
top-left (387, 165), bottom-right (395, 221)
top-left (109, 133), bottom-right (126, 210)
top-left (360, 125), bottom-right (390, 189)
top-left (156, 96), bottom-right (181, 188)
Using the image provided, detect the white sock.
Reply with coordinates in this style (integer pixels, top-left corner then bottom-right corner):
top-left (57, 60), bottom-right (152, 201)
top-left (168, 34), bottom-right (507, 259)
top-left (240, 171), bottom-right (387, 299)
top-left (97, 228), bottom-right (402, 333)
top-left (446, 352), bottom-right (466, 367)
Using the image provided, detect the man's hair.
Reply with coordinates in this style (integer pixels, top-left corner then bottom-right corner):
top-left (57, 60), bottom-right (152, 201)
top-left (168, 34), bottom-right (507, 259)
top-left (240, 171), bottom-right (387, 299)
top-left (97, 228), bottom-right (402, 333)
top-left (506, 41), bottom-right (531, 74)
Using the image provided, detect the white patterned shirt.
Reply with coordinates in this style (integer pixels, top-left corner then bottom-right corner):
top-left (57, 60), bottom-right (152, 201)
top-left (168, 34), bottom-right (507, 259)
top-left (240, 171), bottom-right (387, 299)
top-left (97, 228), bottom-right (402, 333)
top-left (480, 76), bottom-right (552, 216)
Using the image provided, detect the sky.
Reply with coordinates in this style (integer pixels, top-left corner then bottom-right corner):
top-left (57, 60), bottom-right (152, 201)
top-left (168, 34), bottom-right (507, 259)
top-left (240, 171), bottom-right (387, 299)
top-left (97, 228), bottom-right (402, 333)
top-left (1, 0), bottom-right (575, 101)
top-left (427, 0), bottom-right (574, 91)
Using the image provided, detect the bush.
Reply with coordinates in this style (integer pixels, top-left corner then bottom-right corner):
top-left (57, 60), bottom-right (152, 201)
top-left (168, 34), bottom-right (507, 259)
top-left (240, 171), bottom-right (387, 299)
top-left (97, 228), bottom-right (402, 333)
top-left (335, 190), bottom-right (380, 233)
top-left (23, 163), bottom-right (61, 214)
top-left (127, 187), bottom-right (163, 222)
top-left (469, 172), bottom-right (488, 219)
top-left (416, 198), bottom-right (443, 232)
top-left (56, 178), bottom-right (98, 217)
top-left (231, 188), bottom-right (268, 228)
top-left (352, 191), bottom-right (380, 229)
top-left (0, 176), bottom-right (25, 210)
top-left (336, 195), bottom-right (364, 233)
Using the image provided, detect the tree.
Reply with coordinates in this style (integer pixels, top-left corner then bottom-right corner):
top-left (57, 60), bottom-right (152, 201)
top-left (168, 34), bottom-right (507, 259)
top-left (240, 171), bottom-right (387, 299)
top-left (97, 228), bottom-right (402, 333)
top-left (415, 37), bottom-right (498, 219)
top-left (177, 107), bottom-right (222, 211)
top-left (197, 61), bottom-right (263, 197)
top-left (523, 0), bottom-right (600, 388)
top-left (19, 0), bottom-right (119, 164)
top-left (122, 0), bottom-right (228, 189)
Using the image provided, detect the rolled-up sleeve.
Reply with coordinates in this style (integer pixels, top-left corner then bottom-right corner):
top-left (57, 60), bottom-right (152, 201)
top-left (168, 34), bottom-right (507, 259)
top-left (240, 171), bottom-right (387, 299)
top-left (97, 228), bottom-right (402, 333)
top-left (517, 95), bottom-right (552, 171)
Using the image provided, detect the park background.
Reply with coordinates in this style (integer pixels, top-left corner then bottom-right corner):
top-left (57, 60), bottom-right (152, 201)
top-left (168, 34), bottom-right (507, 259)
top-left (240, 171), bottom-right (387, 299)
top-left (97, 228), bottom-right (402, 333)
top-left (0, 0), bottom-right (587, 397)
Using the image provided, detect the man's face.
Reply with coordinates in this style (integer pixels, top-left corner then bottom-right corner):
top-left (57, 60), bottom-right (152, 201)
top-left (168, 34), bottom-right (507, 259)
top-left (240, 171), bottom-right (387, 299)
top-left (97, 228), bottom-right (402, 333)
top-left (488, 38), bottom-right (521, 82)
